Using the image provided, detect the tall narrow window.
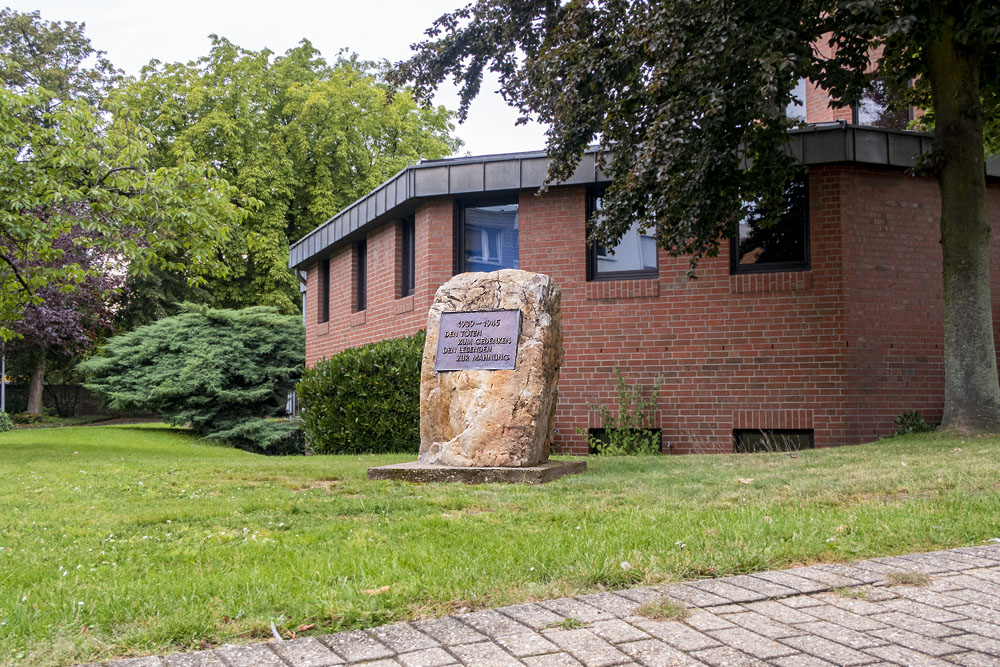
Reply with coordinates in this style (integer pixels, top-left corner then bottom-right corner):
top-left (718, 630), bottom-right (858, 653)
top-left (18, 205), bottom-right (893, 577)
top-left (355, 239), bottom-right (367, 312)
top-left (731, 175), bottom-right (810, 274)
top-left (318, 258), bottom-right (330, 323)
top-left (400, 217), bottom-right (415, 297)
top-left (587, 190), bottom-right (658, 281)
top-left (457, 198), bottom-right (519, 273)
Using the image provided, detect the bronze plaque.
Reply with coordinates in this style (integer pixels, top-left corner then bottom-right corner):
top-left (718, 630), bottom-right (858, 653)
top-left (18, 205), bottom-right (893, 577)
top-left (435, 310), bottom-right (521, 371)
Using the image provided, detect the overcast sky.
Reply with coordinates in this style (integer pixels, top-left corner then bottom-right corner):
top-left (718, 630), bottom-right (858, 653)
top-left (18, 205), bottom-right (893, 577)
top-left (6, 0), bottom-right (551, 157)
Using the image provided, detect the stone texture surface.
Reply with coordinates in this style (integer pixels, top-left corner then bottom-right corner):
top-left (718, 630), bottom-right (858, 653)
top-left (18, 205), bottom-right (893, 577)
top-left (418, 270), bottom-right (562, 467)
top-left (93, 545), bottom-right (1000, 667)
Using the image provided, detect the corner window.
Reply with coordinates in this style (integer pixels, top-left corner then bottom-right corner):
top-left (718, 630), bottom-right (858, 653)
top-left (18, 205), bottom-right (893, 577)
top-left (731, 176), bottom-right (809, 274)
top-left (587, 191), bottom-right (658, 281)
top-left (318, 257), bottom-right (330, 324)
top-left (734, 429), bottom-right (814, 453)
top-left (354, 239), bottom-right (367, 312)
top-left (457, 199), bottom-right (519, 273)
top-left (400, 217), bottom-right (415, 297)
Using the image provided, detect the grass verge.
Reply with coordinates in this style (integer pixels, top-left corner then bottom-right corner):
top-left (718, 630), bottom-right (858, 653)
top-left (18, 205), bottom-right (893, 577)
top-left (1, 426), bottom-right (999, 665)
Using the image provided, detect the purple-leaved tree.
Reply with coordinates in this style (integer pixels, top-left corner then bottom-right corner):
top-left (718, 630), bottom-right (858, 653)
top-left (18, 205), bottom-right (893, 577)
top-left (4, 222), bottom-right (123, 414)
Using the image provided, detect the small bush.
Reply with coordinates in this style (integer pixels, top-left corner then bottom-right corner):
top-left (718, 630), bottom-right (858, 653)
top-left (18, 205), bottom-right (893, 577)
top-left (0, 411), bottom-right (12, 432)
top-left (12, 412), bottom-right (40, 425)
top-left (895, 410), bottom-right (934, 435)
top-left (298, 330), bottom-right (424, 455)
top-left (577, 367), bottom-right (663, 455)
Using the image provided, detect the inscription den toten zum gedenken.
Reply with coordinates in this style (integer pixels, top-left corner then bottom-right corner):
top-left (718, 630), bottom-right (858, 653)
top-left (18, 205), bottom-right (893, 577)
top-left (435, 310), bottom-right (520, 371)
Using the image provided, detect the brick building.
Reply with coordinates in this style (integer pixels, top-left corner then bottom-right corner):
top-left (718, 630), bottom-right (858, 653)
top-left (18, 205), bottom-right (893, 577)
top-left (289, 123), bottom-right (1000, 454)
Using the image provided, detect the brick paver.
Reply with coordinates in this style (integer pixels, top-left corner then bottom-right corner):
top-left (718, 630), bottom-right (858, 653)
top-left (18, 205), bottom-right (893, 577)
top-left (88, 546), bottom-right (1000, 667)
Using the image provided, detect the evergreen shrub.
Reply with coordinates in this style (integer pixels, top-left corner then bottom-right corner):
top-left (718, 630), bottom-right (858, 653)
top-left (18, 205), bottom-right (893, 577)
top-left (79, 304), bottom-right (305, 454)
top-left (297, 330), bottom-right (424, 454)
top-left (0, 411), bottom-right (11, 432)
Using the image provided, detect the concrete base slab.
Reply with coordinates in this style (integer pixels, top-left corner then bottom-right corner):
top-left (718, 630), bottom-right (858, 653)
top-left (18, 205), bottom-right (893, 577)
top-left (367, 459), bottom-right (586, 484)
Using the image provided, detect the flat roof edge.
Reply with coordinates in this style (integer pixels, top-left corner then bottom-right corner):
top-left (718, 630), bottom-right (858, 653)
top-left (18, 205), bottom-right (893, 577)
top-left (289, 125), bottom-right (999, 269)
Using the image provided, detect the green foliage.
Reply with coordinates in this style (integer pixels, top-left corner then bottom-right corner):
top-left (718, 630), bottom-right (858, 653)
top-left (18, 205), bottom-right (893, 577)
top-left (0, 85), bottom-right (241, 339)
top-left (0, 7), bottom-right (118, 103)
top-left (79, 305), bottom-right (305, 454)
top-left (895, 410), bottom-right (935, 436)
top-left (297, 330), bottom-right (424, 454)
top-left (579, 369), bottom-right (663, 455)
top-left (12, 411), bottom-right (40, 425)
top-left (0, 10), bottom-right (240, 338)
top-left (0, 411), bottom-right (11, 432)
top-left (113, 39), bottom-right (460, 316)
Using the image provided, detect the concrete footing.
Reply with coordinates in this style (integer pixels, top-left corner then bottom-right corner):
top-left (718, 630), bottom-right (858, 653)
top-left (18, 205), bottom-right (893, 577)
top-left (367, 459), bottom-right (586, 484)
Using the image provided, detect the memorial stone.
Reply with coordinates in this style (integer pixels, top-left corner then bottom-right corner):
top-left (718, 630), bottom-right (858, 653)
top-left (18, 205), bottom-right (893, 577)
top-left (368, 269), bottom-right (584, 483)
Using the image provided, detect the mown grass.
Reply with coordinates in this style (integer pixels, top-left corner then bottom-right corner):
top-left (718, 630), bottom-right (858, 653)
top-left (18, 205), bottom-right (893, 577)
top-left (1, 425), bottom-right (999, 665)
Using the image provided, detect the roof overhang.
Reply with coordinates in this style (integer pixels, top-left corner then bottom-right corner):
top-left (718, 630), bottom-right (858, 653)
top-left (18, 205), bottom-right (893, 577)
top-left (289, 123), bottom-right (1000, 269)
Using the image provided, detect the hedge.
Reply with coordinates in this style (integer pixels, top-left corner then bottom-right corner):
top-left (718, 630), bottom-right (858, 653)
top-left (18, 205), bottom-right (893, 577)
top-left (297, 330), bottom-right (424, 454)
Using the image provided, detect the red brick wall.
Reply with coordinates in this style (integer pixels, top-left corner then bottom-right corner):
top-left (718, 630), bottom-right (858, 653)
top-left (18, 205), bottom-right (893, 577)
top-left (839, 168), bottom-right (1000, 442)
top-left (304, 199), bottom-right (453, 365)
top-left (519, 180), bottom-right (848, 454)
top-left (303, 166), bottom-right (1000, 455)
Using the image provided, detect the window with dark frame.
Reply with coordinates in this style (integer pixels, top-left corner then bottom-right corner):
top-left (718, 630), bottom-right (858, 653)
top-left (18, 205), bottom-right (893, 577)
top-left (730, 175), bottom-right (810, 274)
top-left (318, 257), bottom-right (330, 324)
top-left (851, 77), bottom-right (914, 130)
top-left (455, 197), bottom-right (519, 274)
top-left (734, 429), bottom-right (814, 453)
top-left (355, 239), bottom-right (367, 312)
top-left (587, 190), bottom-right (658, 281)
top-left (400, 217), bottom-right (415, 298)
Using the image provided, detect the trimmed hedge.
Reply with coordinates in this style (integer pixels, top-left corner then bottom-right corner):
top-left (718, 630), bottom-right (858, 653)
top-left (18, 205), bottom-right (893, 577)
top-left (298, 330), bottom-right (424, 454)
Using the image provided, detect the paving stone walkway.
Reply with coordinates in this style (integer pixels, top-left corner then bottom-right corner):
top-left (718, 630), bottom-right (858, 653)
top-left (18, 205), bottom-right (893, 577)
top-left (90, 545), bottom-right (1000, 667)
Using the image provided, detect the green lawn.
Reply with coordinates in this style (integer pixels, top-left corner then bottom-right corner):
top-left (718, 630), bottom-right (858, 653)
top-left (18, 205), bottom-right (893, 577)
top-left (2, 425), bottom-right (1000, 666)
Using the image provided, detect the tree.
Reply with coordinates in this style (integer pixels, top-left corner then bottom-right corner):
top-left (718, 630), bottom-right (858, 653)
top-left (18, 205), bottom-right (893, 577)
top-left (80, 305), bottom-right (305, 454)
top-left (4, 225), bottom-right (123, 414)
top-left (113, 38), bottom-right (461, 315)
top-left (395, 0), bottom-right (1000, 434)
top-left (0, 7), bottom-right (118, 103)
top-left (0, 9), bottom-right (242, 339)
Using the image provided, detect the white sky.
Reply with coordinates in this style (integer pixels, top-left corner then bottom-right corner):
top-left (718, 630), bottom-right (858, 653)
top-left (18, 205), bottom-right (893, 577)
top-left (6, 0), bottom-right (551, 157)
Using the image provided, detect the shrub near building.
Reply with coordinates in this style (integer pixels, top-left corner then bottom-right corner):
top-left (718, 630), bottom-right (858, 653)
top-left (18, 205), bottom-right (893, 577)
top-left (297, 330), bottom-right (424, 455)
top-left (80, 304), bottom-right (305, 454)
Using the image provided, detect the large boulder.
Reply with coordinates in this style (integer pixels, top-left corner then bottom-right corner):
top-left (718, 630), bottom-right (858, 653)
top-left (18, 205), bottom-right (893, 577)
top-left (419, 269), bottom-right (562, 467)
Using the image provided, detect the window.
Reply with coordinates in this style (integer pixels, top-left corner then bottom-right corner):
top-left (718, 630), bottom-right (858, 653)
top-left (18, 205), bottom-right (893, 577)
top-left (355, 239), bottom-right (367, 312)
top-left (852, 77), bottom-right (912, 130)
top-left (734, 429), bottom-right (814, 453)
top-left (457, 199), bottom-right (519, 273)
top-left (587, 191), bottom-right (658, 281)
top-left (786, 77), bottom-right (807, 123)
top-left (731, 176), bottom-right (809, 274)
top-left (400, 217), bottom-right (415, 297)
top-left (318, 258), bottom-right (330, 324)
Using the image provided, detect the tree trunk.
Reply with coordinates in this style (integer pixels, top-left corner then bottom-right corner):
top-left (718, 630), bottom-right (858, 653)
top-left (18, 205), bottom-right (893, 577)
top-left (927, 29), bottom-right (1000, 433)
top-left (26, 354), bottom-right (45, 415)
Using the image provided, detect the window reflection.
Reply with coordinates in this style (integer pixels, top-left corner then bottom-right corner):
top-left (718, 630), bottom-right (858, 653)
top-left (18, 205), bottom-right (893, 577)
top-left (589, 194), bottom-right (658, 279)
top-left (734, 177), bottom-right (809, 273)
top-left (463, 203), bottom-right (518, 272)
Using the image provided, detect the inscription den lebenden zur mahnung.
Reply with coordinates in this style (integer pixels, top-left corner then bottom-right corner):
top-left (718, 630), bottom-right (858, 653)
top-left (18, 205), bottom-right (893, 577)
top-left (435, 310), bottom-right (521, 371)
